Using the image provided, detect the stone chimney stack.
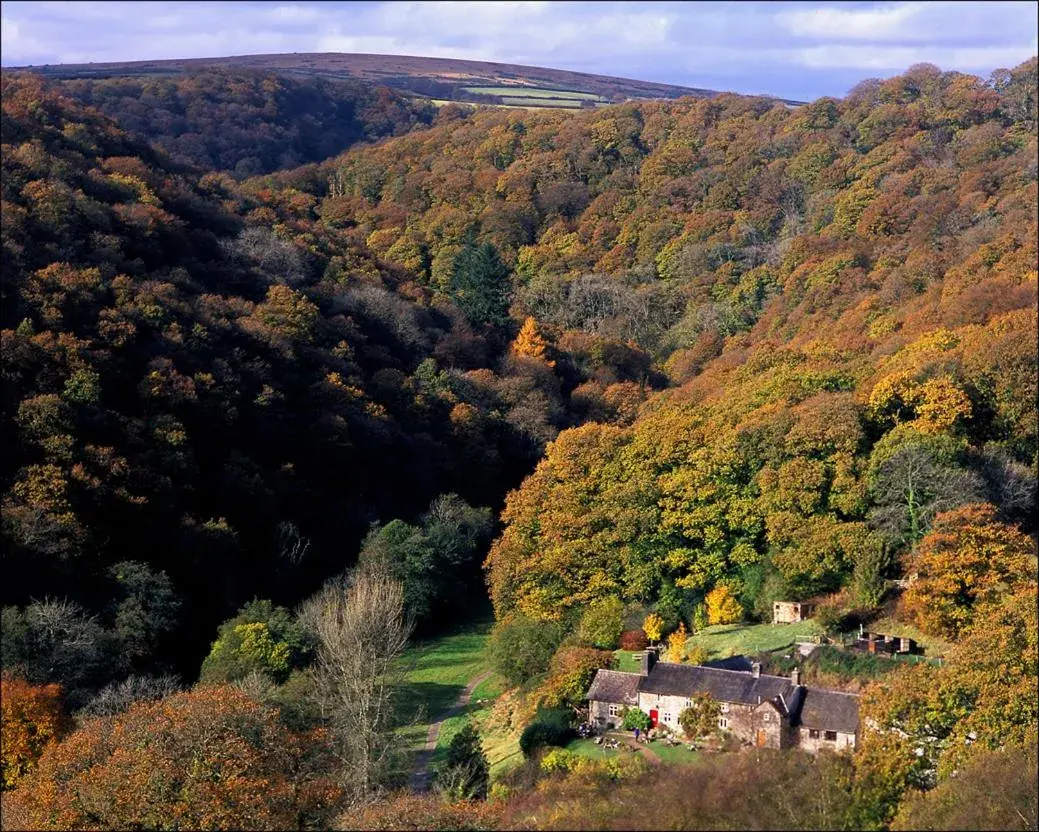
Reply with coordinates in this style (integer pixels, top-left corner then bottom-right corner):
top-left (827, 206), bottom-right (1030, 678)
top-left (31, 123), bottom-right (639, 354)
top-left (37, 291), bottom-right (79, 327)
top-left (791, 667), bottom-right (801, 686)
top-left (751, 661), bottom-right (761, 678)
top-left (640, 649), bottom-right (657, 676)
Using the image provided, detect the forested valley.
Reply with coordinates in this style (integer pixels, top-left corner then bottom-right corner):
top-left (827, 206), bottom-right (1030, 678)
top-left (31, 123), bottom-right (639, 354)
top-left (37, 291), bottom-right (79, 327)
top-left (1, 58), bottom-right (1036, 830)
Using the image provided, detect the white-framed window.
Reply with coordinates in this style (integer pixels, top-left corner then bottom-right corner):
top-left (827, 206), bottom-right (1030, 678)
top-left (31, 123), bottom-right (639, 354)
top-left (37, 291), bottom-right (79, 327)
top-left (608, 704), bottom-right (621, 717)
top-left (824, 730), bottom-right (838, 742)
top-left (809, 729), bottom-right (820, 739)
top-left (684, 698), bottom-right (692, 709)
top-left (718, 717), bottom-right (729, 729)
top-left (663, 712), bottom-right (672, 724)
top-left (762, 712), bottom-right (771, 722)
top-left (720, 702), bottom-right (730, 713)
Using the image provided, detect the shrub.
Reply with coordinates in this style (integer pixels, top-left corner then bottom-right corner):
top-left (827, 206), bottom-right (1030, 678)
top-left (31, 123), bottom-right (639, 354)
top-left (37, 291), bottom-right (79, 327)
top-left (619, 629), bottom-right (648, 651)
top-left (621, 707), bottom-right (651, 731)
top-left (434, 721), bottom-right (489, 801)
top-left (519, 708), bottom-right (573, 758)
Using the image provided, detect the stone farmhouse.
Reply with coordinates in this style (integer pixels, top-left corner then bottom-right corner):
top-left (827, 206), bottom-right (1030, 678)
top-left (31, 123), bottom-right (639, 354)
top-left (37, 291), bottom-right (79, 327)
top-left (586, 651), bottom-right (859, 752)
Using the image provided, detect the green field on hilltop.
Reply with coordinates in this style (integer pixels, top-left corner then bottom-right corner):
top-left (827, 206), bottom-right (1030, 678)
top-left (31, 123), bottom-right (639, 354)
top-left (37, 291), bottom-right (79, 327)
top-left (501, 96), bottom-right (585, 108)
top-left (463, 86), bottom-right (603, 100)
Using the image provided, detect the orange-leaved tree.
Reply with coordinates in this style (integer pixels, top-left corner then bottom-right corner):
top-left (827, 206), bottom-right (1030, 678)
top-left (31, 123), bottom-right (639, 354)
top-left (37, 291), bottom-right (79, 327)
top-left (900, 503), bottom-right (1037, 638)
top-left (666, 622), bottom-right (688, 662)
top-left (1, 674), bottom-right (71, 790)
top-left (510, 316), bottom-right (555, 367)
top-left (4, 685), bottom-right (342, 830)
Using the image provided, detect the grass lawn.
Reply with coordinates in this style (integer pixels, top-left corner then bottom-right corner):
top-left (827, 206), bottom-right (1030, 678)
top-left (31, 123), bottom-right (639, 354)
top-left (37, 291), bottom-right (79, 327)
top-left (686, 620), bottom-right (824, 659)
top-left (613, 649), bottom-right (644, 672)
top-left (565, 737), bottom-right (620, 759)
top-left (646, 740), bottom-right (701, 765)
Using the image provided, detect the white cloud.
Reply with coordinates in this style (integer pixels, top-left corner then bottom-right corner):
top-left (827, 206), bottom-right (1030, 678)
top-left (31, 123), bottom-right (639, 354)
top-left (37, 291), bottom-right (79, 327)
top-left (777, 3), bottom-right (925, 40)
top-left (796, 42), bottom-right (1038, 70)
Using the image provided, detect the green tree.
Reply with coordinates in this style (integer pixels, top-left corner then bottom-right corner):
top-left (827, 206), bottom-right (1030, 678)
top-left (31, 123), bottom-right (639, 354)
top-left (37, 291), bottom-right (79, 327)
top-left (200, 599), bottom-right (313, 684)
top-left (577, 597), bottom-right (625, 649)
top-left (679, 692), bottom-right (722, 739)
top-left (434, 720), bottom-right (489, 800)
top-left (488, 614), bottom-right (565, 688)
top-left (449, 235), bottom-right (511, 328)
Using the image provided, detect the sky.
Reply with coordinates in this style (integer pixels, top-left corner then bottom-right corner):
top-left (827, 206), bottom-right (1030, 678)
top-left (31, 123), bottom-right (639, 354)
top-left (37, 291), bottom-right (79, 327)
top-left (1, 1), bottom-right (1036, 101)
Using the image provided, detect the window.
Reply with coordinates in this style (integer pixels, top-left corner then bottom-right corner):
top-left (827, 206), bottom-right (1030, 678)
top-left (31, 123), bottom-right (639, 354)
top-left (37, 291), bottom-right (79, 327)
top-left (809, 729), bottom-right (820, 739)
top-left (718, 718), bottom-right (729, 730)
top-left (824, 731), bottom-right (838, 742)
top-left (684, 699), bottom-right (692, 709)
top-left (663, 712), bottom-right (672, 724)
top-left (762, 712), bottom-right (771, 722)
top-left (608, 704), bottom-right (621, 717)
top-left (720, 703), bottom-right (729, 713)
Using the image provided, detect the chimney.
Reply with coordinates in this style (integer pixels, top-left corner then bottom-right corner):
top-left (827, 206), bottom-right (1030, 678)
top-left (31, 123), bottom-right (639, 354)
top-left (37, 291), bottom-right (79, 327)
top-left (751, 661), bottom-right (761, 678)
top-left (639, 649), bottom-right (657, 676)
top-left (790, 667), bottom-right (801, 686)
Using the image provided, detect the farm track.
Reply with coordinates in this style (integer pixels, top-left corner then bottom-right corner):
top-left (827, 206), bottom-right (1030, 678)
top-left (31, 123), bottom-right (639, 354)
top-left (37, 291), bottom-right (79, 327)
top-left (409, 670), bottom-right (494, 792)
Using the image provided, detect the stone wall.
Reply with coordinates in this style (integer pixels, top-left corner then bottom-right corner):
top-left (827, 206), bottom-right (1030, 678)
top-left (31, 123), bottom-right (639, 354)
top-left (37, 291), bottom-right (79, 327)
top-left (589, 699), bottom-right (625, 729)
top-left (797, 727), bottom-right (856, 752)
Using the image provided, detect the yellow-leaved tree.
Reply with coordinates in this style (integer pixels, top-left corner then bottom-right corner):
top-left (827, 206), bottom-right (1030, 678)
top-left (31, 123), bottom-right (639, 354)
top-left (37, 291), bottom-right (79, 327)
top-left (642, 613), bottom-right (664, 645)
top-left (705, 585), bottom-right (744, 625)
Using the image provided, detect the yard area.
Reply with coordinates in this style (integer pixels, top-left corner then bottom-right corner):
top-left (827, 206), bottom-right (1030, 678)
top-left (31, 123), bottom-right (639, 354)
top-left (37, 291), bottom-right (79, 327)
top-left (686, 620), bottom-right (824, 659)
top-left (646, 740), bottom-right (702, 765)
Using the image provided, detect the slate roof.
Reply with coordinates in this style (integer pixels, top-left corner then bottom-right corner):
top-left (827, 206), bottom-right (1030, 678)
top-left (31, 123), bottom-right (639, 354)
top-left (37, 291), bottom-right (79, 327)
top-left (640, 662), bottom-right (801, 707)
top-left (586, 669), bottom-right (642, 705)
top-left (799, 687), bottom-right (860, 734)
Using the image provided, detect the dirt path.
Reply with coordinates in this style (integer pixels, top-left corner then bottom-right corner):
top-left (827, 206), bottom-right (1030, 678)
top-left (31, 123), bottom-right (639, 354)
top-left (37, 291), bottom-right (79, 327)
top-left (409, 670), bottom-right (494, 792)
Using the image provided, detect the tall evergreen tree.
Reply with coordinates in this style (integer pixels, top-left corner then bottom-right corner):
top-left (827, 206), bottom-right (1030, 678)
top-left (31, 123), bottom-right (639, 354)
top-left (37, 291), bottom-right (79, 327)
top-left (449, 235), bottom-right (511, 329)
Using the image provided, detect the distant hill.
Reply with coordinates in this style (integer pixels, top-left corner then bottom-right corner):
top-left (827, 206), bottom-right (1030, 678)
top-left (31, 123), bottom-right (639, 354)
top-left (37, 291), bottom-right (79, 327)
top-left (9, 51), bottom-right (806, 108)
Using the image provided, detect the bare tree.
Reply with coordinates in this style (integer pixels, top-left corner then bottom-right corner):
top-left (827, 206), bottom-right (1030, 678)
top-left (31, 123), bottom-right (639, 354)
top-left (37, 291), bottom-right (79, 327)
top-left (299, 562), bottom-right (412, 804)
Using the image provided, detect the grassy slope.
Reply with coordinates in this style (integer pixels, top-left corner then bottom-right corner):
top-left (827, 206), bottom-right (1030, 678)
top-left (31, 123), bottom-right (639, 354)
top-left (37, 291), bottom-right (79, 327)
top-left (683, 621), bottom-right (823, 659)
top-left (394, 620), bottom-right (524, 781)
top-left (396, 621), bottom-right (494, 754)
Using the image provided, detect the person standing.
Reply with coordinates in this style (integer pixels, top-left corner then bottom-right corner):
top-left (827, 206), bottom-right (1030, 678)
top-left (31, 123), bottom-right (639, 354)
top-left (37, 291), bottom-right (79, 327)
top-left (634, 726), bottom-right (641, 743)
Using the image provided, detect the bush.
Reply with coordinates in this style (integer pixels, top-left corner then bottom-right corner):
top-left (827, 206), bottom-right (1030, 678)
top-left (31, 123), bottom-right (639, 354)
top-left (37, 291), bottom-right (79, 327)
top-left (621, 707), bottom-right (651, 731)
top-left (619, 629), bottom-right (648, 651)
top-left (519, 708), bottom-right (573, 758)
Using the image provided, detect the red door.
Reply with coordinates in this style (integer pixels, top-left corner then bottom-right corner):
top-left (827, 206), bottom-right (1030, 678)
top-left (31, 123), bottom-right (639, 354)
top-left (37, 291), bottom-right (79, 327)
top-left (649, 709), bottom-right (659, 727)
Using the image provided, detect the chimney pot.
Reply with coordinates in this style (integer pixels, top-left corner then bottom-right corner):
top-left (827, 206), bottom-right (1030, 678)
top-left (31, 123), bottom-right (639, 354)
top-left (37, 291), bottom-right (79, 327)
top-left (791, 667), bottom-right (801, 686)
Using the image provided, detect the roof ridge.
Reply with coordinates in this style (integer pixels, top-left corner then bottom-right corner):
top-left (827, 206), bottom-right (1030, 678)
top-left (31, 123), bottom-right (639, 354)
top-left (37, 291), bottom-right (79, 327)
top-left (654, 660), bottom-right (795, 685)
top-left (804, 686), bottom-right (862, 699)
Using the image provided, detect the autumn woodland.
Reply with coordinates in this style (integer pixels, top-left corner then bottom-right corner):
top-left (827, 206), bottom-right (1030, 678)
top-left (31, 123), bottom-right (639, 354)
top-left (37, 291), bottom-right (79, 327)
top-left (0, 54), bottom-right (1037, 830)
